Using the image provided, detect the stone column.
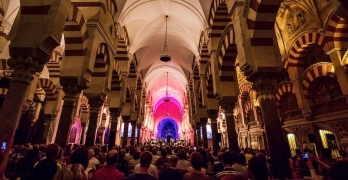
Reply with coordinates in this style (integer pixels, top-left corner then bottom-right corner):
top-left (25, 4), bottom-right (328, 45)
top-left (122, 118), bottom-right (130, 147)
top-left (136, 123), bottom-right (141, 145)
top-left (55, 84), bottom-right (81, 149)
top-left (201, 119), bottom-right (208, 148)
top-left (195, 122), bottom-right (202, 147)
top-left (109, 108), bottom-right (120, 149)
top-left (310, 123), bottom-right (324, 152)
top-left (130, 121), bottom-right (136, 145)
top-left (85, 99), bottom-right (103, 148)
top-left (219, 98), bottom-right (239, 152)
top-left (192, 126), bottom-right (198, 147)
top-left (80, 122), bottom-right (88, 145)
top-left (208, 109), bottom-right (219, 150)
top-left (42, 114), bottom-right (56, 145)
top-left (0, 57), bottom-right (42, 175)
top-left (255, 80), bottom-right (292, 179)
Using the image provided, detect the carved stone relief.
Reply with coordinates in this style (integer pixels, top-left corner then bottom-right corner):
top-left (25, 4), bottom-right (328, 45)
top-left (312, 77), bottom-right (343, 105)
top-left (287, 8), bottom-right (306, 35)
top-left (329, 121), bottom-right (348, 139)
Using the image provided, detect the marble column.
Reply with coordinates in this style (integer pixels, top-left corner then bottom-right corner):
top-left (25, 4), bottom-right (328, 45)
top-left (136, 123), bottom-right (141, 145)
top-left (42, 114), bottom-right (56, 145)
top-left (219, 99), bottom-right (239, 152)
top-left (208, 110), bottom-right (219, 150)
top-left (80, 122), bottom-right (88, 145)
top-left (55, 84), bottom-right (81, 149)
top-left (122, 118), bottom-right (130, 147)
top-left (257, 90), bottom-right (292, 179)
top-left (130, 121), bottom-right (136, 145)
top-left (85, 99), bottom-right (103, 148)
top-left (201, 119), bottom-right (208, 148)
top-left (196, 122), bottom-right (202, 147)
top-left (109, 108), bottom-right (120, 149)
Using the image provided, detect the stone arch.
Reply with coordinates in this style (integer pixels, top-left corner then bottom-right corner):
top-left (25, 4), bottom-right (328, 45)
top-left (36, 78), bottom-right (58, 101)
top-left (274, 82), bottom-right (295, 106)
top-left (64, 4), bottom-right (88, 56)
top-left (246, 0), bottom-right (281, 46)
top-left (216, 24), bottom-right (237, 82)
top-left (244, 101), bottom-right (254, 124)
top-left (286, 32), bottom-right (328, 69)
top-left (93, 43), bottom-right (109, 77)
top-left (238, 83), bottom-right (252, 99)
top-left (80, 95), bottom-right (90, 113)
top-left (46, 50), bottom-right (61, 80)
top-left (205, 62), bottom-right (215, 99)
top-left (244, 101), bottom-right (253, 113)
top-left (136, 76), bottom-right (142, 91)
top-left (326, 14), bottom-right (348, 50)
top-left (111, 63), bottom-right (121, 91)
top-left (104, 0), bottom-right (117, 24)
top-left (300, 62), bottom-right (335, 99)
top-left (129, 61), bottom-right (137, 79)
top-left (209, 0), bottom-right (231, 40)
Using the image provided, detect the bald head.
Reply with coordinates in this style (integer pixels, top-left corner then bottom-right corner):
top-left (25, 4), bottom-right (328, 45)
top-left (106, 149), bottom-right (118, 165)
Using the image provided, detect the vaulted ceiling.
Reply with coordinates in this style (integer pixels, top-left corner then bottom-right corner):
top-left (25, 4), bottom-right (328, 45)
top-left (118, 0), bottom-right (211, 111)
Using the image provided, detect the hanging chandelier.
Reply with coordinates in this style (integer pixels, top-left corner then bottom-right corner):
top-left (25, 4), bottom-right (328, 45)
top-left (164, 72), bottom-right (170, 102)
top-left (160, 15), bottom-right (171, 62)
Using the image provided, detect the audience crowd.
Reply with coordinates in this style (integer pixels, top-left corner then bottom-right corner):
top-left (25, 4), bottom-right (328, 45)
top-left (0, 143), bottom-right (347, 180)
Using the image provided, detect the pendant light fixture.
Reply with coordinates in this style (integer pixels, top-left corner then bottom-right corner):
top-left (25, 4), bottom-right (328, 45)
top-left (164, 72), bottom-right (170, 102)
top-left (160, 15), bottom-right (171, 62)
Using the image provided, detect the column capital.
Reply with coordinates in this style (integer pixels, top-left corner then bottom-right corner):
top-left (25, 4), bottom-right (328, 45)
top-left (207, 109), bottom-right (219, 120)
top-left (60, 77), bottom-right (87, 97)
top-left (8, 57), bottom-right (44, 84)
top-left (109, 107), bottom-right (121, 118)
top-left (218, 97), bottom-right (237, 116)
top-left (88, 97), bottom-right (104, 114)
top-left (130, 121), bottom-right (137, 126)
top-left (200, 118), bottom-right (208, 125)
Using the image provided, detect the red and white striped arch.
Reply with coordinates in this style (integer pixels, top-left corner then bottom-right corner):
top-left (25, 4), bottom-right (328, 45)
top-left (93, 43), bottom-right (109, 77)
top-left (80, 95), bottom-right (90, 113)
top-left (36, 78), bottom-right (58, 101)
top-left (274, 82), bottom-right (295, 106)
top-left (247, 0), bottom-right (282, 46)
top-left (46, 50), bottom-right (61, 79)
top-left (244, 101), bottom-right (253, 113)
top-left (216, 24), bottom-right (237, 82)
top-left (238, 83), bottom-right (252, 99)
top-left (285, 32), bottom-right (328, 69)
top-left (64, 4), bottom-right (88, 56)
top-left (111, 62), bottom-right (121, 91)
top-left (208, 0), bottom-right (231, 38)
top-left (205, 62), bottom-right (215, 99)
top-left (326, 14), bottom-right (348, 51)
top-left (301, 62), bottom-right (335, 99)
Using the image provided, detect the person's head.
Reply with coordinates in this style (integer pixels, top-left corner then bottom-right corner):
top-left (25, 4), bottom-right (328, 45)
top-left (46, 144), bottom-right (60, 160)
top-left (248, 157), bottom-right (268, 180)
top-left (140, 151), bottom-right (152, 168)
top-left (218, 152), bottom-right (224, 163)
top-left (133, 150), bottom-right (141, 160)
top-left (168, 155), bottom-right (179, 167)
top-left (161, 149), bottom-right (167, 157)
top-left (166, 147), bottom-right (172, 155)
top-left (39, 144), bottom-right (46, 153)
top-left (178, 149), bottom-right (186, 160)
top-left (190, 152), bottom-right (203, 171)
top-left (151, 148), bottom-right (157, 156)
top-left (106, 149), bottom-right (119, 165)
top-left (221, 174), bottom-right (247, 180)
top-left (69, 163), bottom-right (88, 180)
top-left (53, 166), bottom-right (74, 180)
top-left (328, 161), bottom-right (348, 180)
top-left (88, 149), bottom-right (95, 159)
top-left (237, 153), bottom-right (246, 165)
top-left (129, 146), bottom-right (135, 155)
top-left (295, 149), bottom-right (301, 156)
top-left (70, 148), bottom-right (89, 169)
top-left (117, 149), bottom-right (125, 162)
top-left (222, 151), bottom-right (233, 166)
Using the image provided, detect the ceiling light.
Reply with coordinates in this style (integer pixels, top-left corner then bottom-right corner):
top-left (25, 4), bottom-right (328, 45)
top-left (160, 15), bottom-right (171, 62)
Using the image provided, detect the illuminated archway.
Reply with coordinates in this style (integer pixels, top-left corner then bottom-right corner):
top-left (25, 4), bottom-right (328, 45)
top-left (157, 118), bottom-right (179, 140)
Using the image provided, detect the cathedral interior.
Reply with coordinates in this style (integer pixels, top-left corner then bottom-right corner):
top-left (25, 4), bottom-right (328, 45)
top-left (0, 0), bottom-right (348, 178)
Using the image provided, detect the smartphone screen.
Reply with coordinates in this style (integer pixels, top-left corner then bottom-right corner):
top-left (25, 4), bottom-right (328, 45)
top-left (1, 141), bottom-right (6, 150)
top-left (194, 147), bottom-right (196, 150)
top-left (302, 153), bottom-right (309, 159)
